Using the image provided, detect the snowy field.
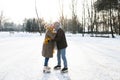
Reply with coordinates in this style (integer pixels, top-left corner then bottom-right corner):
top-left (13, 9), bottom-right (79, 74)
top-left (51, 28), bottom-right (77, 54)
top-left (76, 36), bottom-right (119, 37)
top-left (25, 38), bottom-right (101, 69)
top-left (0, 32), bottom-right (120, 80)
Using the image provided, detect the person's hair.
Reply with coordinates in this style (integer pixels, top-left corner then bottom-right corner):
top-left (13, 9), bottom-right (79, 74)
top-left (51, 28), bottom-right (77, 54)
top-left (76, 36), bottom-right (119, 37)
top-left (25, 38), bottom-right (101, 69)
top-left (54, 22), bottom-right (60, 27)
top-left (44, 24), bottom-right (49, 30)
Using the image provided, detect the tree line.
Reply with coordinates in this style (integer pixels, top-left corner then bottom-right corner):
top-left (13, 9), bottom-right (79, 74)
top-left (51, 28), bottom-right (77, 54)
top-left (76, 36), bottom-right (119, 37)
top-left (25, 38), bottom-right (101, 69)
top-left (0, 0), bottom-right (120, 38)
top-left (81, 0), bottom-right (120, 38)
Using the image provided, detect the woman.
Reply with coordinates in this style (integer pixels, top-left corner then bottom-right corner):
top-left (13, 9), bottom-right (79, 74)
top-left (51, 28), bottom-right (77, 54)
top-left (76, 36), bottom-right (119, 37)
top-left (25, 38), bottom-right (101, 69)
top-left (42, 24), bottom-right (56, 73)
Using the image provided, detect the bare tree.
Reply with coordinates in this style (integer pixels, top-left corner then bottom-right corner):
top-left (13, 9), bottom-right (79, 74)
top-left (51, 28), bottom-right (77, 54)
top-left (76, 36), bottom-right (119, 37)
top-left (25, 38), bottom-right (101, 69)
top-left (0, 11), bottom-right (8, 31)
top-left (35, 0), bottom-right (42, 35)
top-left (0, 11), bottom-right (3, 31)
top-left (71, 0), bottom-right (78, 34)
top-left (58, 0), bottom-right (65, 29)
top-left (82, 0), bottom-right (86, 36)
top-left (118, 0), bottom-right (120, 35)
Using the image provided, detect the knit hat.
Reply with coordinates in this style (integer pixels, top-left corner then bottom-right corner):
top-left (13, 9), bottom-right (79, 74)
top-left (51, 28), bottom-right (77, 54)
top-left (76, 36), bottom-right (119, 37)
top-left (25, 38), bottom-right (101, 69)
top-left (54, 22), bottom-right (60, 31)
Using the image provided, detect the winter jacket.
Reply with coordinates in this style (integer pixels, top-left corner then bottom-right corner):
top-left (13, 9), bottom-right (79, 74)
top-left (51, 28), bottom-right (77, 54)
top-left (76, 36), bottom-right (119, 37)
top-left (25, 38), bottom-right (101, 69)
top-left (42, 30), bottom-right (56, 58)
top-left (54, 28), bottom-right (67, 50)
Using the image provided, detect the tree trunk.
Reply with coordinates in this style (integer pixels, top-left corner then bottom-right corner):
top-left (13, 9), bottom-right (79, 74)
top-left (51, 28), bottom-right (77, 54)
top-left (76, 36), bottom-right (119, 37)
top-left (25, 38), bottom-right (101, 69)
top-left (35, 0), bottom-right (42, 35)
top-left (82, 0), bottom-right (85, 37)
top-left (118, 4), bottom-right (120, 35)
top-left (110, 3), bottom-right (115, 38)
top-left (90, 0), bottom-right (94, 37)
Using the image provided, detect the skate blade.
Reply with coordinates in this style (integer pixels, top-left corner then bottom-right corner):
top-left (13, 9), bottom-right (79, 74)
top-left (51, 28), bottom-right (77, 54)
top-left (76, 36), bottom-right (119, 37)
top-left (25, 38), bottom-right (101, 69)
top-left (54, 67), bottom-right (61, 70)
top-left (43, 70), bottom-right (51, 73)
top-left (61, 70), bottom-right (68, 73)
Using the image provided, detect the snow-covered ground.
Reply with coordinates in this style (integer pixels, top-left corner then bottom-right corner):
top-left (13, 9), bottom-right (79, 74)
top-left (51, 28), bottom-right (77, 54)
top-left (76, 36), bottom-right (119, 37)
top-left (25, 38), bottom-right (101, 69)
top-left (0, 32), bottom-right (120, 80)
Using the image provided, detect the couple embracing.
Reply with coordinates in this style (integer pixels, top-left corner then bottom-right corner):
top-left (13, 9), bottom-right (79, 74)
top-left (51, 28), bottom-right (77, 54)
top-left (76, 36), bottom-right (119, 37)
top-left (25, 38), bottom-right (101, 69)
top-left (42, 22), bottom-right (68, 73)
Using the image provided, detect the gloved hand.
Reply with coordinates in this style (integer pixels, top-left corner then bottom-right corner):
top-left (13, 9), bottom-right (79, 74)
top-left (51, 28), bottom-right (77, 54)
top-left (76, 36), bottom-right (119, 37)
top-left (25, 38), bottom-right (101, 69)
top-left (44, 37), bottom-right (51, 44)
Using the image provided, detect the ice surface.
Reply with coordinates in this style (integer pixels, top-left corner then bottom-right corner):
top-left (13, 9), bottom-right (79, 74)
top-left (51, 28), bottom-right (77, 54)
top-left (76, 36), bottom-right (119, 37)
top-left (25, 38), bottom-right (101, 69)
top-left (0, 32), bottom-right (120, 80)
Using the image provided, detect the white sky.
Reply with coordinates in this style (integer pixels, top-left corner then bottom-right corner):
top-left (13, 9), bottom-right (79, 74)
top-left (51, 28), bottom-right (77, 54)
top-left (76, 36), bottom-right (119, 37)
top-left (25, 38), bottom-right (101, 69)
top-left (0, 0), bottom-right (85, 24)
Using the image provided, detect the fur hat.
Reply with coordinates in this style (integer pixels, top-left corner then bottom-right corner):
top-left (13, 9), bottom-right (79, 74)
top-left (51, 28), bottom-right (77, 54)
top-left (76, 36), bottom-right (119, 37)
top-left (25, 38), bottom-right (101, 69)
top-left (44, 24), bottom-right (54, 30)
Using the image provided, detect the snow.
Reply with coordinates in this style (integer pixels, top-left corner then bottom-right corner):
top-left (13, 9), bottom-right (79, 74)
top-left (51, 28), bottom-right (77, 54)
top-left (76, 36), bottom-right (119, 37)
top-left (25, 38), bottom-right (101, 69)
top-left (0, 32), bottom-right (120, 80)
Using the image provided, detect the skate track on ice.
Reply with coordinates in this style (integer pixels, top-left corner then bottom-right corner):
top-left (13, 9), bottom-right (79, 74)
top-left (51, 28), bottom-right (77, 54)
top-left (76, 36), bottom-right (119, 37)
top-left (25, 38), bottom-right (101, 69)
top-left (0, 33), bottom-right (120, 80)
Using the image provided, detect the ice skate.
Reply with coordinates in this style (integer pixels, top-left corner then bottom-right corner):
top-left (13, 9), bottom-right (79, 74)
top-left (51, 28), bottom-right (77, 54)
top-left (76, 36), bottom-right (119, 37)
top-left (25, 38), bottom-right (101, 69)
top-left (61, 68), bottom-right (68, 73)
top-left (54, 65), bottom-right (61, 70)
top-left (43, 66), bottom-right (51, 73)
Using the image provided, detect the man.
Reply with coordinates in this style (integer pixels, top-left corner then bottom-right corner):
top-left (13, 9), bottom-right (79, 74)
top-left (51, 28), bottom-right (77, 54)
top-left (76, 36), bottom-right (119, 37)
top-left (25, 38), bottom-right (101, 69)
top-left (53, 22), bottom-right (68, 73)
